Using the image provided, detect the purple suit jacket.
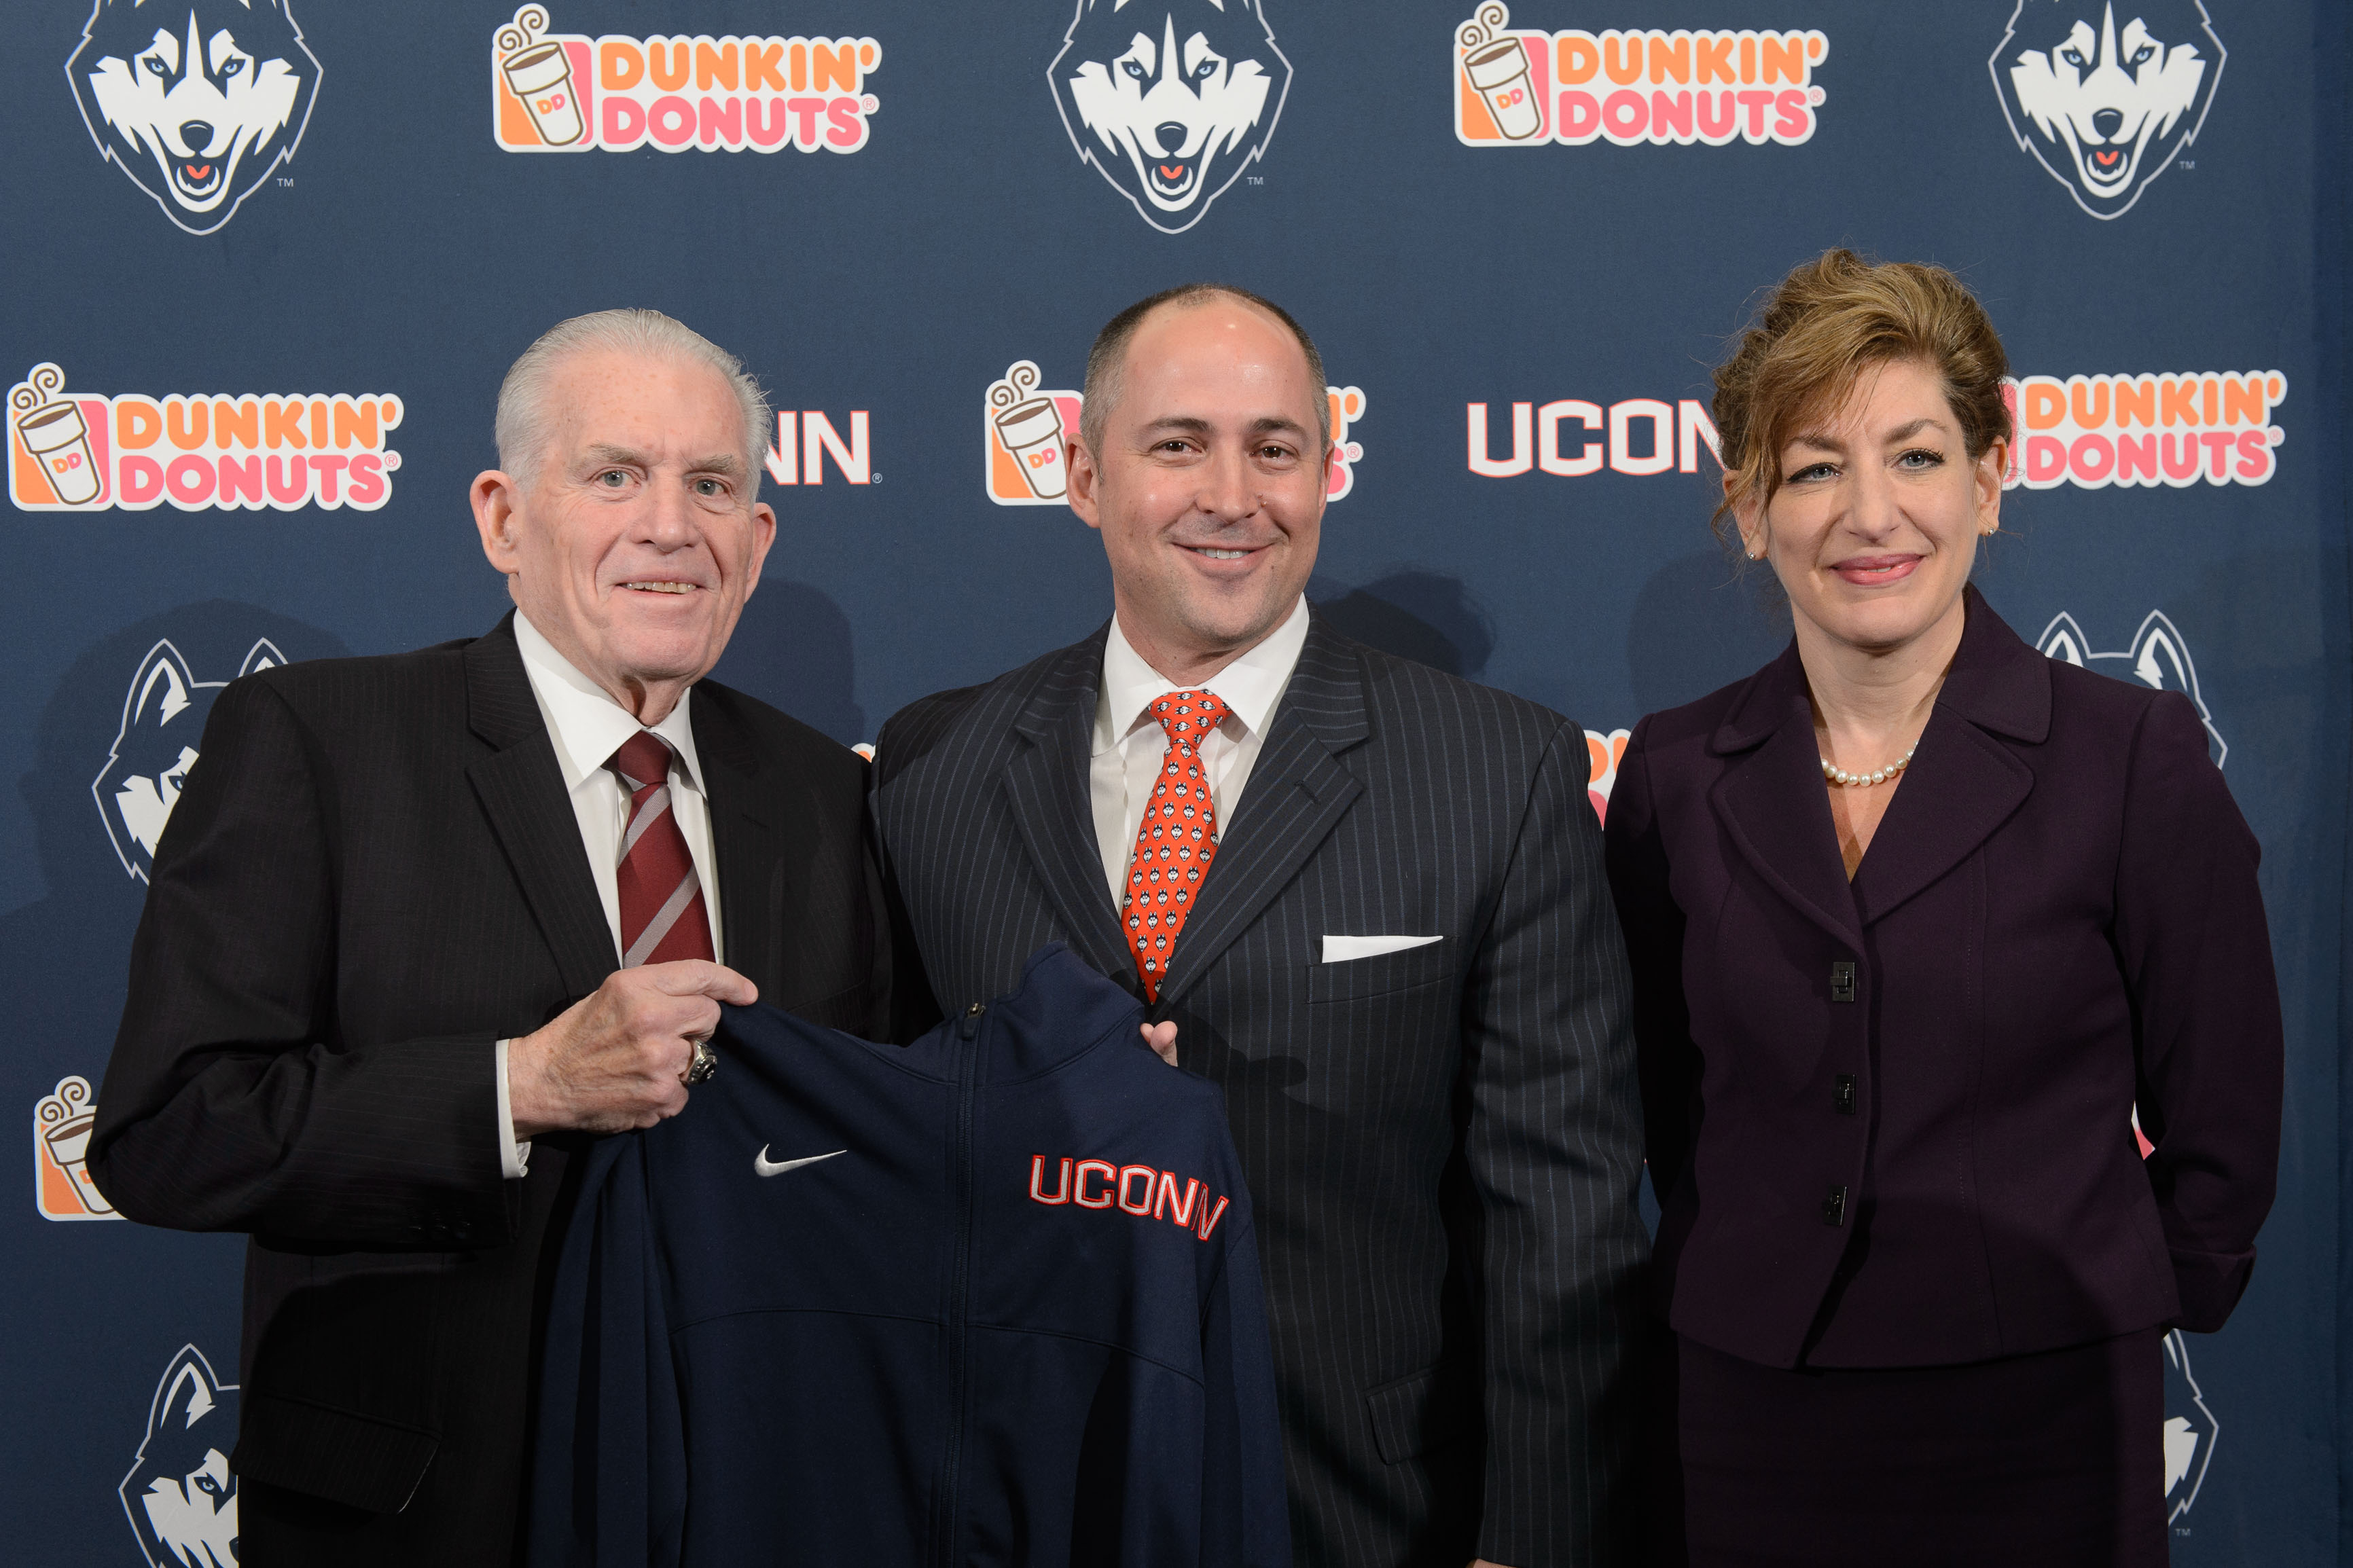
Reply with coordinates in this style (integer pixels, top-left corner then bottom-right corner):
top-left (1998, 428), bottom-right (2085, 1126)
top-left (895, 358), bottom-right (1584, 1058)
top-left (1604, 589), bottom-right (2282, 1369)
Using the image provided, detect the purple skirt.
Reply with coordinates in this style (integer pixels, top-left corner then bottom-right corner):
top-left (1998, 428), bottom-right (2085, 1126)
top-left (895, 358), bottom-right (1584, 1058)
top-left (1647, 1328), bottom-right (2168, 1567)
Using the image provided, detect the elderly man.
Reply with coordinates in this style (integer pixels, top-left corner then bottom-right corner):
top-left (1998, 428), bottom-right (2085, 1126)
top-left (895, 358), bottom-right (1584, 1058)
top-left (874, 285), bottom-right (1649, 1567)
top-left (91, 310), bottom-right (892, 1564)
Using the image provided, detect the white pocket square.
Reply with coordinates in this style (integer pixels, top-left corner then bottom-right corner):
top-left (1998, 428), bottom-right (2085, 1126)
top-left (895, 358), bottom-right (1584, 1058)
top-left (1321, 934), bottom-right (1442, 964)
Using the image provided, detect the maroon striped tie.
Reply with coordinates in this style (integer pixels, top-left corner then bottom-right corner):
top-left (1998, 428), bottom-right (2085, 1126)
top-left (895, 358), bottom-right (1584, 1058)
top-left (607, 732), bottom-right (713, 967)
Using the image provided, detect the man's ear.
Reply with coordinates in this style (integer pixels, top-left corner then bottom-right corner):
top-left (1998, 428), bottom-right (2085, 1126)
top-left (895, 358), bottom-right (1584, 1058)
top-left (1064, 435), bottom-right (1102, 531)
top-left (472, 470), bottom-right (526, 575)
top-left (744, 500), bottom-right (778, 593)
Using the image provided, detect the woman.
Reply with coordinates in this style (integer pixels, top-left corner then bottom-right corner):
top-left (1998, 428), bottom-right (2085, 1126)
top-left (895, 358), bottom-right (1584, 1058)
top-left (1604, 250), bottom-right (2282, 1565)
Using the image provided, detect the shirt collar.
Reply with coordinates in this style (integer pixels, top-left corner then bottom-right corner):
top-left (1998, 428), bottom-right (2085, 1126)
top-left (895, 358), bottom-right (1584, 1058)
top-left (512, 610), bottom-right (704, 795)
top-left (1093, 595), bottom-right (1310, 757)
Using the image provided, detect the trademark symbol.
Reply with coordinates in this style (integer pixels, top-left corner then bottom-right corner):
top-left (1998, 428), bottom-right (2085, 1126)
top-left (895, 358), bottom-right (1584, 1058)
top-left (276, 177), bottom-right (294, 187)
top-left (2178, 160), bottom-right (2194, 170)
top-left (1247, 175), bottom-right (1263, 185)
top-left (869, 473), bottom-right (882, 484)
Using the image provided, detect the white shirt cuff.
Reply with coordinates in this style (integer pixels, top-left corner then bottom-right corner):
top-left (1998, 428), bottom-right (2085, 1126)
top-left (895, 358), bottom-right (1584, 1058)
top-left (494, 1038), bottom-right (533, 1180)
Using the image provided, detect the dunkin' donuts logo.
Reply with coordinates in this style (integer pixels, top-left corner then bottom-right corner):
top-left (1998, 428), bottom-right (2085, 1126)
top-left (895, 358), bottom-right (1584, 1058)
top-left (984, 359), bottom-right (1367, 506)
top-left (1999, 369), bottom-right (2284, 490)
top-left (492, 6), bottom-right (882, 155)
top-left (1585, 728), bottom-right (1630, 824)
top-left (35, 1074), bottom-right (120, 1221)
top-left (1455, 3), bottom-right (1829, 148)
top-left (10, 365), bottom-right (400, 513)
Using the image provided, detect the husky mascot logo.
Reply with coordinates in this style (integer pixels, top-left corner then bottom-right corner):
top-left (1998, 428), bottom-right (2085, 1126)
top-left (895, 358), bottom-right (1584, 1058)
top-left (2036, 608), bottom-right (2225, 765)
top-left (67, 0), bottom-right (322, 236)
top-left (94, 638), bottom-right (283, 881)
top-left (120, 1344), bottom-right (240, 1568)
top-left (2161, 1330), bottom-right (2219, 1522)
top-left (1990, 0), bottom-right (2223, 219)
top-left (1049, 0), bottom-right (1291, 234)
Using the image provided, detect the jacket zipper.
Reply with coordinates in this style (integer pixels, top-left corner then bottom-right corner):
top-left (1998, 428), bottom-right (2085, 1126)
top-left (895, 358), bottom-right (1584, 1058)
top-left (937, 1000), bottom-right (985, 1565)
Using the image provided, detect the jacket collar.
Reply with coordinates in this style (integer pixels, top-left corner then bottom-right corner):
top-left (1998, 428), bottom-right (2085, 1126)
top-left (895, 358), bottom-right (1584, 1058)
top-left (1151, 610), bottom-right (1369, 1013)
top-left (463, 615), bottom-right (617, 1000)
top-left (1705, 587), bottom-right (2045, 941)
top-left (1003, 625), bottom-right (1139, 987)
top-left (999, 610), bottom-right (1374, 1013)
top-left (1711, 585), bottom-right (2049, 755)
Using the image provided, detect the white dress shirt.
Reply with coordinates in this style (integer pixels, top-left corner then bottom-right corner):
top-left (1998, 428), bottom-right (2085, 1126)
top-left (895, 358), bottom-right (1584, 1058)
top-left (493, 610), bottom-right (726, 1177)
top-left (1090, 596), bottom-right (1310, 906)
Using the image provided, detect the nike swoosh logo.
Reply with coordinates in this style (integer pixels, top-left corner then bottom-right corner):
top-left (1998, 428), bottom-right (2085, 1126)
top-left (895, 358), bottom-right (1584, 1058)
top-left (754, 1146), bottom-right (846, 1178)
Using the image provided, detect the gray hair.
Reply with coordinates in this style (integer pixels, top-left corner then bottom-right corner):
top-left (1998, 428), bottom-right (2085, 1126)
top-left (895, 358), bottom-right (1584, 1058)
top-left (1080, 283), bottom-right (1330, 456)
top-left (495, 309), bottom-right (772, 490)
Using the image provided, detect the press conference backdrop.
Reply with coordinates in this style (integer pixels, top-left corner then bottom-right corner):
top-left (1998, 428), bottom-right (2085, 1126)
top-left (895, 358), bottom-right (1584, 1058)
top-left (3, 0), bottom-right (2345, 1561)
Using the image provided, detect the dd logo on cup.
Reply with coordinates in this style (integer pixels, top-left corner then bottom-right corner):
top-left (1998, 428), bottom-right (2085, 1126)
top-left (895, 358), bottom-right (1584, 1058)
top-left (989, 361), bottom-right (1071, 502)
top-left (12, 365), bottom-right (103, 507)
top-left (498, 6), bottom-right (586, 147)
top-left (1458, 4), bottom-right (1543, 141)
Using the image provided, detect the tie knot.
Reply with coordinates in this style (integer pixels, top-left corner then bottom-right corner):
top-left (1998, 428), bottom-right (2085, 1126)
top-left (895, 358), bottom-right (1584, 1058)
top-left (607, 732), bottom-right (673, 792)
top-left (1148, 690), bottom-right (1229, 745)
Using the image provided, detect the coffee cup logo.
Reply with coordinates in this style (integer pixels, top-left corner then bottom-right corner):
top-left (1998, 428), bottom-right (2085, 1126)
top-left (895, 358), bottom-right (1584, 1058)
top-left (499, 7), bottom-right (586, 147)
top-left (988, 361), bottom-right (1071, 502)
top-left (1458, 5), bottom-right (1543, 140)
top-left (35, 1074), bottom-right (119, 1221)
top-left (12, 365), bottom-right (103, 507)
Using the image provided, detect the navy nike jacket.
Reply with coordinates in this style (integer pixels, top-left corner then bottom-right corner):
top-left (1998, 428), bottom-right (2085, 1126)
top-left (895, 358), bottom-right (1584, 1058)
top-left (527, 944), bottom-right (1290, 1568)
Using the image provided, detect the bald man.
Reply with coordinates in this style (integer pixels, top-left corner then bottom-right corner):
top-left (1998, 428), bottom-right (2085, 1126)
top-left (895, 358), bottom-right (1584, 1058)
top-left (874, 285), bottom-right (1647, 1567)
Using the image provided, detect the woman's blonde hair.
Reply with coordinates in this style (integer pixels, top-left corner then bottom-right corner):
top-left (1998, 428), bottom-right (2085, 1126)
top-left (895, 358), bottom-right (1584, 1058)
top-left (1710, 250), bottom-right (2011, 547)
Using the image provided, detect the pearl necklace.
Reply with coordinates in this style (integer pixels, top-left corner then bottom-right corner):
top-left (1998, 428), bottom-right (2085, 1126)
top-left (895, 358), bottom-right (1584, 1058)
top-left (1820, 744), bottom-right (1917, 788)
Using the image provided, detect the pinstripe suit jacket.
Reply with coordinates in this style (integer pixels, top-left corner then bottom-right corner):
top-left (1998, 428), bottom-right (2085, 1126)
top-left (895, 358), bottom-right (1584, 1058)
top-left (874, 613), bottom-right (1648, 1568)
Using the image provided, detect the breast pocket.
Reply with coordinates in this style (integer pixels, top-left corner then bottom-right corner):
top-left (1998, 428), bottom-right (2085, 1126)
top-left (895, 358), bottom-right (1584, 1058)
top-left (1306, 938), bottom-right (1452, 1003)
top-left (1301, 941), bottom-right (1458, 1116)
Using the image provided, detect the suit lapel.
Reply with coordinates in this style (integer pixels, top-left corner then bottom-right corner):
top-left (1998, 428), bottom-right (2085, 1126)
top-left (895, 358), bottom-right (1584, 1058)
top-left (1707, 646), bottom-right (1865, 953)
top-left (1003, 634), bottom-right (1138, 986)
top-left (463, 617), bottom-right (617, 1001)
top-left (1850, 592), bottom-right (2045, 926)
top-left (692, 693), bottom-right (816, 1002)
top-left (1153, 621), bottom-right (1369, 1015)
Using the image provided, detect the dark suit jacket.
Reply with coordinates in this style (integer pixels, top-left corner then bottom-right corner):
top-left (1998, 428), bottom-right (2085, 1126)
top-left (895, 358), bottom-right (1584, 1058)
top-left (90, 615), bottom-right (890, 1566)
top-left (873, 613), bottom-right (1649, 1568)
top-left (1602, 589), bottom-right (2282, 1371)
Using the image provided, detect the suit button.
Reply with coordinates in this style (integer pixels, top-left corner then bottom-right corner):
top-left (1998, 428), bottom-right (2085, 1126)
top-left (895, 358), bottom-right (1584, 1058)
top-left (1829, 961), bottom-right (1856, 1003)
top-left (1833, 1074), bottom-right (1857, 1116)
top-left (1820, 1186), bottom-right (1848, 1227)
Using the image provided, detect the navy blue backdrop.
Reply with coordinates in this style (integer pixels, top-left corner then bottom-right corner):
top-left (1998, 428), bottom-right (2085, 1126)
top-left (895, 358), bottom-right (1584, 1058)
top-left (3, 1), bottom-right (2343, 1561)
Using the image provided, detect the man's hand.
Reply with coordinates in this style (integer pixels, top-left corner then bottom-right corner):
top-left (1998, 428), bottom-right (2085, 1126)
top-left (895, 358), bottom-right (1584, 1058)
top-left (509, 961), bottom-right (758, 1137)
top-left (1140, 1021), bottom-right (1179, 1066)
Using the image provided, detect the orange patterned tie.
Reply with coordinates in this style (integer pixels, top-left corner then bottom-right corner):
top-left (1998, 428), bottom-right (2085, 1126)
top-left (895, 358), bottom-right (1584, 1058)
top-left (1124, 690), bottom-right (1230, 1002)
